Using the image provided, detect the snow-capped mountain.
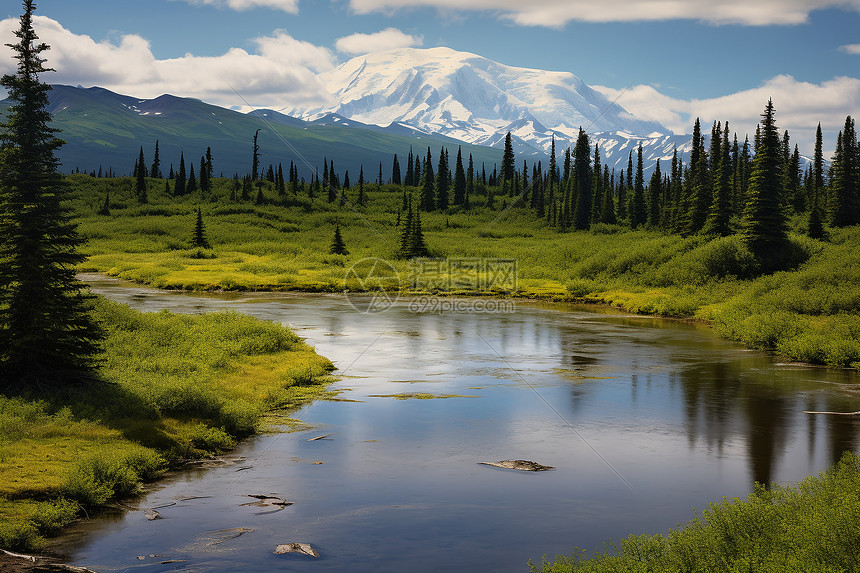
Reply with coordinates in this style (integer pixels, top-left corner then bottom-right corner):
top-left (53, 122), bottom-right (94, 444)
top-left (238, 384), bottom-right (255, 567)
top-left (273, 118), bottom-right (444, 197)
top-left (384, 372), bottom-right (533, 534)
top-left (288, 47), bottom-right (692, 173)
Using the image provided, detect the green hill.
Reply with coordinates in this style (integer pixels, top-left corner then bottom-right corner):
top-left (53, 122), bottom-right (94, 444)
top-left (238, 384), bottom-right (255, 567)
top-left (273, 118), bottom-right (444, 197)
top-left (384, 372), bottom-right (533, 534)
top-left (0, 84), bottom-right (503, 179)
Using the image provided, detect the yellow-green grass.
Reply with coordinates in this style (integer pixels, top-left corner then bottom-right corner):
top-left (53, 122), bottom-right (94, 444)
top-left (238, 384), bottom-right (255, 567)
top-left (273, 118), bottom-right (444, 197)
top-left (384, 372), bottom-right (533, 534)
top-left (530, 452), bottom-right (860, 572)
top-left (0, 297), bottom-right (334, 552)
top-left (69, 175), bottom-right (860, 368)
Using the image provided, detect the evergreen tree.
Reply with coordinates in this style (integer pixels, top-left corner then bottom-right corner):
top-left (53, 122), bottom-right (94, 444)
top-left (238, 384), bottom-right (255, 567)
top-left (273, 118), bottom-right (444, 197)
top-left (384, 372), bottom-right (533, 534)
top-left (420, 148), bottom-right (435, 211)
top-left (175, 152), bottom-right (187, 196)
top-left (741, 99), bottom-right (789, 267)
top-left (465, 153), bottom-right (474, 208)
top-left (191, 207), bottom-right (209, 249)
top-left (135, 146), bottom-right (147, 203)
top-left (199, 155), bottom-right (209, 196)
top-left (241, 174), bottom-right (251, 201)
top-left (547, 136), bottom-right (557, 220)
top-left (813, 123), bottom-right (825, 192)
top-left (807, 123), bottom-right (827, 239)
top-left (98, 190), bottom-right (110, 216)
top-left (453, 147), bottom-right (466, 206)
top-left (410, 206), bottom-right (429, 257)
top-left (150, 140), bottom-right (161, 178)
top-left (829, 116), bottom-right (858, 227)
top-left (571, 129), bottom-right (593, 230)
top-left (0, 0), bottom-right (101, 384)
top-left (682, 119), bottom-right (711, 235)
top-left (630, 144), bottom-right (647, 228)
top-left (602, 166), bottom-right (617, 224)
top-left (436, 146), bottom-right (450, 210)
top-left (397, 196), bottom-right (414, 258)
top-left (704, 123), bottom-right (732, 236)
top-left (501, 131), bottom-right (515, 191)
top-left (358, 166), bottom-right (365, 206)
top-left (205, 147), bottom-right (213, 185)
top-left (276, 163), bottom-right (285, 195)
top-left (591, 145), bottom-right (603, 224)
top-left (405, 147), bottom-right (415, 186)
top-left (647, 159), bottom-right (662, 227)
top-left (392, 154), bottom-right (402, 186)
top-left (329, 223), bottom-right (348, 255)
top-left (187, 163), bottom-right (197, 194)
top-left (251, 129), bottom-right (261, 180)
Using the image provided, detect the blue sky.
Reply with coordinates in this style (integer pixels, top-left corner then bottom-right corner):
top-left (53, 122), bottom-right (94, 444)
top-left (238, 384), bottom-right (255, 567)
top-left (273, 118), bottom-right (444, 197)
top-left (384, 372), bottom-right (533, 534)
top-left (2, 0), bottom-right (859, 149)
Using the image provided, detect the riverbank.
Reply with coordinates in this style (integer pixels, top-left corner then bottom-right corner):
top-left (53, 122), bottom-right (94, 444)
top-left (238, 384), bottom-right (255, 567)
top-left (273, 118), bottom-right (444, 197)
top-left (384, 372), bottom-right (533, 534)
top-left (0, 297), bottom-right (334, 558)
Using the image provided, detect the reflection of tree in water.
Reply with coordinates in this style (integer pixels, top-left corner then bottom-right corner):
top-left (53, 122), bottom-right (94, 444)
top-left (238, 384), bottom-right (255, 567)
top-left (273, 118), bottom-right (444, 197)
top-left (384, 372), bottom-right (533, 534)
top-left (677, 361), bottom-right (791, 486)
top-left (804, 392), bottom-right (860, 467)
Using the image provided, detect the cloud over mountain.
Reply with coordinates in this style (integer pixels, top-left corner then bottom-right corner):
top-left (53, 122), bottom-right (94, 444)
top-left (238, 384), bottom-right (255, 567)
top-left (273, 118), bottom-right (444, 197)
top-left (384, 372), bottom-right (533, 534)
top-left (348, 0), bottom-right (860, 27)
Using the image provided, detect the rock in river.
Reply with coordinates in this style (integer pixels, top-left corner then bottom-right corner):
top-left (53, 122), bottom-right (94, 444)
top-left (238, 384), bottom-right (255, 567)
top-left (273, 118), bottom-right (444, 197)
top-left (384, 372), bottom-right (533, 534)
top-left (479, 460), bottom-right (554, 471)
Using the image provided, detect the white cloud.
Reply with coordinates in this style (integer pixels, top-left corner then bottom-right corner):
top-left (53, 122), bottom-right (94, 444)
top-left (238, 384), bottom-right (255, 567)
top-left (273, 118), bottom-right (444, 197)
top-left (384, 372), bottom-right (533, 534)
top-left (595, 75), bottom-right (860, 154)
top-left (349, 0), bottom-right (860, 27)
top-left (0, 16), bottom-right (335, 110)
top-left (840, 43), bottom-right (860, 54)
top-left (335, 28), bottom-right (423, 55)
top-left (183, 0), bottom-right (299, 12)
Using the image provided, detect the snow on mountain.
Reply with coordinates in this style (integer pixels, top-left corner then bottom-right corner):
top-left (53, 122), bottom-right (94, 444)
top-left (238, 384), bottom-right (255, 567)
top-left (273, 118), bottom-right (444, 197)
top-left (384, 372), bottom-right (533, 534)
top-left (287, 47), bottom-right (690, 173)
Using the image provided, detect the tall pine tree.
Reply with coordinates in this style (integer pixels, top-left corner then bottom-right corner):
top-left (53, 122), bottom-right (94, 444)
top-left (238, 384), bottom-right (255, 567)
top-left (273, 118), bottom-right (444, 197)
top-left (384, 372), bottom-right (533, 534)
top-left (740, 100), bottom-right (789, 267)
top-left (0, 0), bottom-right (101, 384)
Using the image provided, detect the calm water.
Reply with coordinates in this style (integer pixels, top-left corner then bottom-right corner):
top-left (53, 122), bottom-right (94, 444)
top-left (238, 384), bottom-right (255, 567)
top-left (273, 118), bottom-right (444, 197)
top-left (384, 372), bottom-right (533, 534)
top-left (64, 276), bottom-right (860, 572)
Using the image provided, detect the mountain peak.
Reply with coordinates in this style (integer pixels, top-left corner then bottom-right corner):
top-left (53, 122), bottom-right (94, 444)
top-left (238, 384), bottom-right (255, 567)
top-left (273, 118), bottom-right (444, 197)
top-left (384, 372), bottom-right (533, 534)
top-left (287, 46), bottom-right (673, 169)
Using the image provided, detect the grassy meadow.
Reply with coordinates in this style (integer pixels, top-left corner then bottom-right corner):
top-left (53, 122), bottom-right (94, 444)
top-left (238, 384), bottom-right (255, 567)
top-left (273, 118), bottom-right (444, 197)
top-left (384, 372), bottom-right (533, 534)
top-left (71, 174), bottom-right (860, 368)
top-left (0, 296), bottom-right (334, 552)
top-left (530, 452), bottom-right (860, 572)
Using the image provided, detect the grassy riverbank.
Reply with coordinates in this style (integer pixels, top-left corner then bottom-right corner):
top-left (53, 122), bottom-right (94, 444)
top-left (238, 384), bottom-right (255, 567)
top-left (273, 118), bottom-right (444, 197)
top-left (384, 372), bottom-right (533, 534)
top-left (70, 175), bottom-right (860, 368)
top-left (530, 452), bottom-right (860, 572)
top-left (0, 297), bottom-right (334, 552)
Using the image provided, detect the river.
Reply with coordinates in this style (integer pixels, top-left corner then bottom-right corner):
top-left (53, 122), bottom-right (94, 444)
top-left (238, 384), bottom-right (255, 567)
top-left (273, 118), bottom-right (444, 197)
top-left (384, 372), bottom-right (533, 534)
top-left (61, 275), bottom-right (860, 572)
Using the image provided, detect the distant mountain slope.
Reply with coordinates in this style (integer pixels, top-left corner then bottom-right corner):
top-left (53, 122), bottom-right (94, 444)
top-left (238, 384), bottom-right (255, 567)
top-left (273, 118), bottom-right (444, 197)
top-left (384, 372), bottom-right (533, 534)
top-left (0, 85), bottom-right (503, 179)
top-left (287, 47), bottom-right (692, 173)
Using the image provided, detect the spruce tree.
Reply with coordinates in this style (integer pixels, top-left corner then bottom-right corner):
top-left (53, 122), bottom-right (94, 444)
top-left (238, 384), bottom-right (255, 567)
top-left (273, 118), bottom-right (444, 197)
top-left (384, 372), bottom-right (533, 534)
top-left (329, 223), bottom-right (348, 255)
top-left (501, 132), bottom-right (515, 191)
top-left (391, 154), bottom-right (401, 186)
top-left (704, 124), bottom-right (732, 236)
top-left (453, 147), bottom-right (466, 206)
top-left (405, 148), bottom-right (414, 186)
top-left (829, 116), bottom-right (858, 227)
top-left (397, 196), bottom-right (414, 258)
top-left (420, 148), bottom-right (435, 211)
top-left (150, 140), bottom-right (161, 178)
top-left (0, 0), bottom-right (101, 384)
top-left (740, 100), bottom-right (789, 267)
top-left (191, 207), bottom-right (209, 249)
top-left (187, 163), bottom-right (197, 194)
top-left (436, 147), bottom-right (449, 210)
top-left (199, 155), bottom-right (209, 196)
top-left (136, 146), bottom-right (147, 203)
top-left (630, 144), bottom-right (647, 228)
top-left (251, 129), bottom-right (261, 180)
top-left (465, 153), bottom-right (474, 208)
top-left (591, 145), bottom-right (603, 224)
top-left (571, 129), bottom-right (593, 230)
top-left (410, 207), bottom-right (429, 257)
top-left (98, 190), bottom-right (111, 216)
top-left (175, 152), bottom-right (187, 196)
top-left (647, 159), bottom-right (662, 228)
